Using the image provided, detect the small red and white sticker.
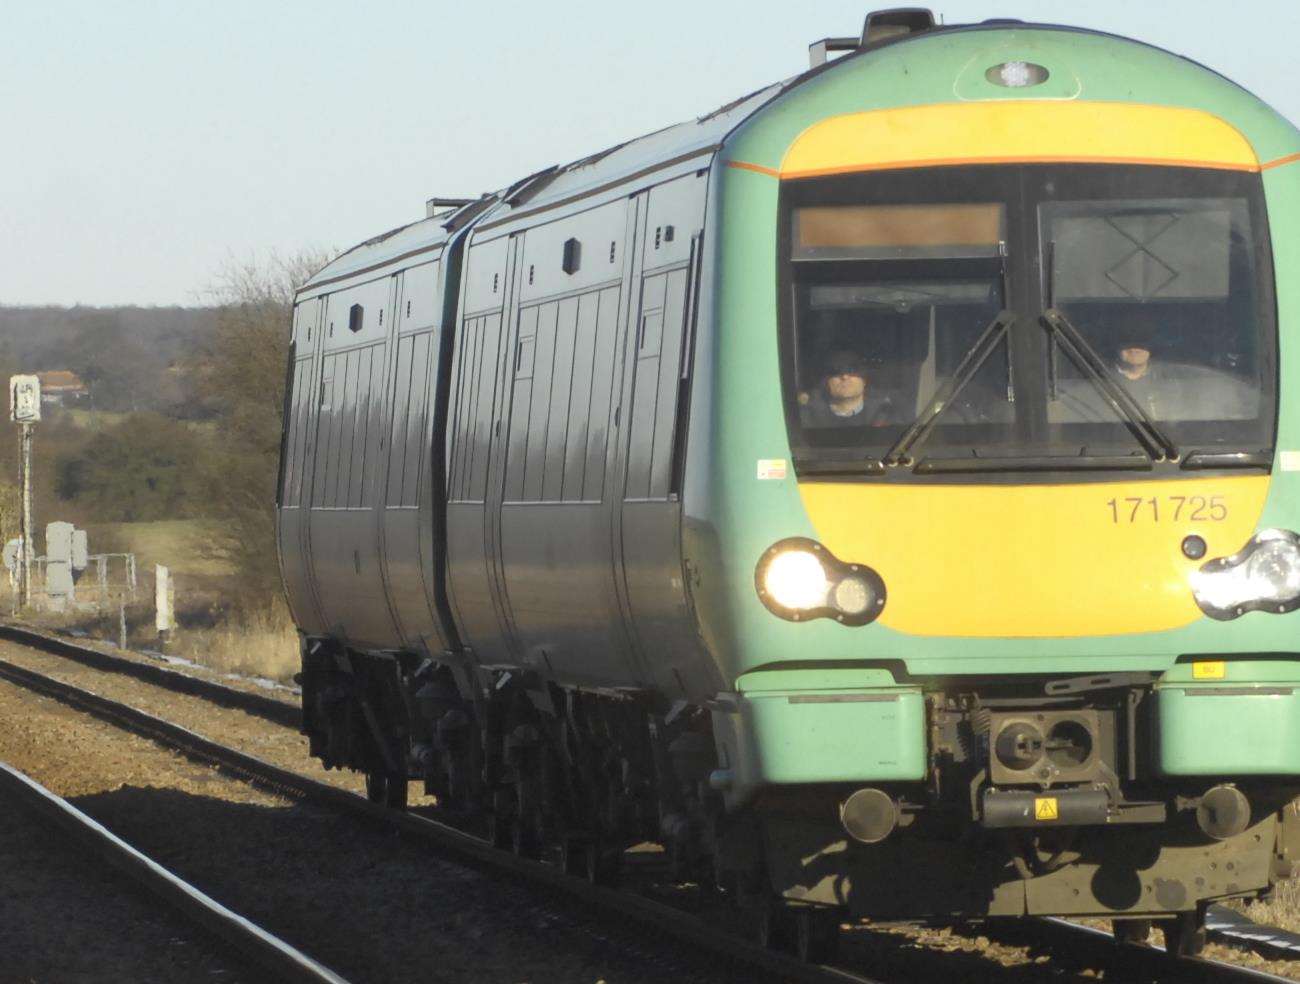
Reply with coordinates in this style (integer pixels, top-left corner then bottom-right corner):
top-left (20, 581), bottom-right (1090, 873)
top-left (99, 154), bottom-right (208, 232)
top-left (757, 459), bottom-right (787, 480)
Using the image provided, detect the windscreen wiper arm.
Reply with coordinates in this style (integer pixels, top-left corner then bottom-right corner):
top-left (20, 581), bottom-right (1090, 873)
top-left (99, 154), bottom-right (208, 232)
top-left (1039, 308), bottom-right (1179, 463)
top-left (883, 310), bottom-right (1015, 467)
top-left (912, 453), bottom-right (1153, 474)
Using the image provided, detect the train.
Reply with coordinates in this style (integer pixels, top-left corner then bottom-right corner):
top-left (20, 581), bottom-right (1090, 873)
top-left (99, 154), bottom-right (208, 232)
top-left (277, 9), bottom-right (1300, 960)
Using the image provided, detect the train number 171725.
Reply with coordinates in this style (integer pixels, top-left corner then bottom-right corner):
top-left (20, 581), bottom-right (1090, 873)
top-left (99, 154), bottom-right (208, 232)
top-left (1106, 495), bottom-right (1227, 523)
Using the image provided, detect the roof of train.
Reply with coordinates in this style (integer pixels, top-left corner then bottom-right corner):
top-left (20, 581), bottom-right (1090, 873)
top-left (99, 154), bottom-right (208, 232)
top-left (299, 80), bottom-right (786, 293)
top-left (297, 17), bottom-right (1284, 297)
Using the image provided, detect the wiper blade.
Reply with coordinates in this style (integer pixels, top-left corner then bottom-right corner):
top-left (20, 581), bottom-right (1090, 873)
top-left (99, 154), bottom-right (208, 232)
top-left (1040, 308), bottom-right (1179, 463)
top-left (913, 453), bottom-right (1153, 475)
top-left (883, 310), bottom-right (1016, 466)
top-left (1180, 450), bottom-right (1272, 470)
top-left (792, 455), bottom-right (887, 477)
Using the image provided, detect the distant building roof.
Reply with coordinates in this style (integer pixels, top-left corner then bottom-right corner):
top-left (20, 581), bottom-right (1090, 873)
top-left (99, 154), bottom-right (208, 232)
top-left (36, 370), bottom-right (87, 393)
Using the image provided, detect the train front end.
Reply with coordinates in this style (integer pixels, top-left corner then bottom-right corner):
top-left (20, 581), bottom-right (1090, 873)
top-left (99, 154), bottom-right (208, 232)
top-left (695, 21), bottom-right (1300, 938)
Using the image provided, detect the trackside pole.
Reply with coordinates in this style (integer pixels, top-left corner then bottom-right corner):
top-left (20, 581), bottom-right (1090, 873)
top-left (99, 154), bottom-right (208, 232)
top-left (20, 422), bottom-right (32, 608)
top-left (9, 375), bottom-right (41, 610)
top-left (155, 564), bottom-right (174, 651)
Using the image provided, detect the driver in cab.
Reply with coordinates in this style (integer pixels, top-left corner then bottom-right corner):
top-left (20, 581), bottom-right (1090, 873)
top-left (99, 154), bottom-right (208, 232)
top-left (801, 351), bottom-right (892, 428)
top-left (1114, 337), bottom-right (1166, 417)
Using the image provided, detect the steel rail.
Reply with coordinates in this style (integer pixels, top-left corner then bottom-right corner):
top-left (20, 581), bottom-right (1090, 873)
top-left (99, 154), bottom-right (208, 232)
top-left (2, 626), bottom-right (1297, 981)
top-left (1033, 918), bottom-right (1297, 984)
top-left (0, 654), bottom-right (874, 984)
top-left (0, 620), bottom-right (299, 728)
top-left (0, 758), bottom-right (353, 984)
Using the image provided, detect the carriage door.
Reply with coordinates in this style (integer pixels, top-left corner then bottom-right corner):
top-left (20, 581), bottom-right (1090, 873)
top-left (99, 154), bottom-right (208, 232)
top-left (378, 261), bottom-right (446, 652)
top-left (279, 296), bottom-right (327, 633)
top-left (305, 278), bottom-right (400, 647)
top-left (445, 233), bottom-right (519, 668)
top-left (616, 174), bottom-right (709, 697)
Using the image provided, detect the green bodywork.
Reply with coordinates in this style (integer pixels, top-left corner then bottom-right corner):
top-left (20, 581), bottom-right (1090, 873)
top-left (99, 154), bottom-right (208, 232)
top-left (1156, 660), bottom-right (1300, 775)
top-left (714, 670), bottom-right (927, 792)
top-left (686, 27), bottom-right (1300, 792)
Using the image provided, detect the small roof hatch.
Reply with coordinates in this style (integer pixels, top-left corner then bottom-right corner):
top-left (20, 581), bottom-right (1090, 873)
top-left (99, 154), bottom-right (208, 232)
top-left (426, 197), bottom-right (475, 219)
top-left (809, 8), bottom-right (935, 68)
top-left (861, 8), bottom-right (936, 45)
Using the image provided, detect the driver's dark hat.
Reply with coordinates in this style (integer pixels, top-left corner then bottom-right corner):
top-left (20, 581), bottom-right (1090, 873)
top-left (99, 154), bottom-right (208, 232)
top-left (824, 350), bottom-right (868, 377)
top-left (1115, 336), bottom-right (1153, 353)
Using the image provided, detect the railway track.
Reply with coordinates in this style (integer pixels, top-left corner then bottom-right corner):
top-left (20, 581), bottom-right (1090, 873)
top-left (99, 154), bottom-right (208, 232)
top-left (0, 621), bottom-right (1294, 984)
top-left (0, 638), bottom-right (871, 984)
top-left (0, 757), bottom-right (351, 984)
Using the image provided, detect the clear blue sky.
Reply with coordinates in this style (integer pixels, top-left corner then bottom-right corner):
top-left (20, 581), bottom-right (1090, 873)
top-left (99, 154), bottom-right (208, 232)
top-left (2, 1), bottom-right (1296, 307)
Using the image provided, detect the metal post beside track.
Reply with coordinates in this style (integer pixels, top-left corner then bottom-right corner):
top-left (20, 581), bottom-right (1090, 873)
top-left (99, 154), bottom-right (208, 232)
top-left (9, 375), bottom-right (41, 611)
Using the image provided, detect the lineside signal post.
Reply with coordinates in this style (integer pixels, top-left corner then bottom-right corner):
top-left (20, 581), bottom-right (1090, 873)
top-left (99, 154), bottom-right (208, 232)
top-left (9, 375), bottom-right (40, 609)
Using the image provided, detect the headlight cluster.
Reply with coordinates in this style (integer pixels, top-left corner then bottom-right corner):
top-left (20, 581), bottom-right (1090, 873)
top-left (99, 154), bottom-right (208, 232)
top-left (754, 537), bottom-right (886, 626)
top-left (1191, 529), bottom-right (1300, 620)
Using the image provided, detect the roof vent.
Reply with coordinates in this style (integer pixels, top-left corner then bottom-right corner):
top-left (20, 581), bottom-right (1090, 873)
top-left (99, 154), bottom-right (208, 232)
top-left (808, 8), bottom-right (934, 68)
top-left (426, 197), bottom-right (475, 219)
top-left (861, 8), bottom-right (935, 45)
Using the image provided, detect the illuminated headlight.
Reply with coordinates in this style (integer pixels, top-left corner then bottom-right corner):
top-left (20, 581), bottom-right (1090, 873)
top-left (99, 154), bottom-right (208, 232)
top-left (754, 538), bottom-right (886, 626)
top-left (762, 549), bottom-right (828, 610)
top-left (1191, 529), bottom-right (1300, 620)
top-left (985, 61), bottom-right (1050, 88)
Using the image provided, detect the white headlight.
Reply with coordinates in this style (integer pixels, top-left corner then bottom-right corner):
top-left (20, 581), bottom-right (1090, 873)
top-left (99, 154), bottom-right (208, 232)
top-left (762, 549), bottom-right (828, 611)
top-left (1244, 540), bottom-right (1300, 603)
top-left (832, 575), bottom-right (873, 616)
top-left (985, 61), bottom-right (1050, 88)
top-left (1190, 564), bottom-right (1252, 612)
top-left (1191, 530), bottom-right (1300, 619)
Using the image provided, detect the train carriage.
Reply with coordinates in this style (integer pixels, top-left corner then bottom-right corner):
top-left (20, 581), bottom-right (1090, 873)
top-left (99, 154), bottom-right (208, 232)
top-left (278, 9), bottom-right (1300, 957)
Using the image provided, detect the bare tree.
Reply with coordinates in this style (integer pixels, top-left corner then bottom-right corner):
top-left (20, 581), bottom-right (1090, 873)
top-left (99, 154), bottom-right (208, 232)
top-left (196, 248), bottom-right (332, 609)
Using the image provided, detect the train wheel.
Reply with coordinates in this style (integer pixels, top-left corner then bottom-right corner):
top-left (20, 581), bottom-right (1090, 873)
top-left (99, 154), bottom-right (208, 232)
top-left (756, 898), bottom-right (794, 953)
top-left (794, 908), bottom-right (841, 964)
top-left (487, 813), bottom-right (513, 850)
top-left (365, 772), bottom-right (408, 810)
top-left (385, 775), bottom-right (409, 812)
top-left (1159, 911), bottom-right (1206, 957)
top-left (560, 837), bottom-right (589, 877)
top-left (713, 867), bottom-right (737, 897)
top-left (584, 842), bottom-right (620, 887)
top-left (511, 818), bottom-right (542, 860)
top-left (1112, 918), bottom-right (1151, 945)
top-left (669, 838), bottom-right (695, 883)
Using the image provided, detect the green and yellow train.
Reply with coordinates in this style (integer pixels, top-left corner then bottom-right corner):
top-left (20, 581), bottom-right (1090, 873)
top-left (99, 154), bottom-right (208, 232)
top-left (278, 9), bottom-right (1300, 958)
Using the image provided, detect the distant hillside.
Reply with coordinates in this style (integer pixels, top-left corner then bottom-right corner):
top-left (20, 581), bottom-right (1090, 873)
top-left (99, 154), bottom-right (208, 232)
top-left (0, 305), bottom-right (219, 417)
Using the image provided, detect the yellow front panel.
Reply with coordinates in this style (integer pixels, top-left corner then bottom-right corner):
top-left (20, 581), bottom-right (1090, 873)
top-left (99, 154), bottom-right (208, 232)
top-left (798, 477), bottom-right (1269, 637)
top-left (778, 102), bottom-right (1259, 179)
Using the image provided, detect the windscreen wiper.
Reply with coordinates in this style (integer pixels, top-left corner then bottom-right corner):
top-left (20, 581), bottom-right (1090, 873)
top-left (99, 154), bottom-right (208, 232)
top-left (1039, 308), bottom-right (1179, 463)
top-left (883, 310), bottom-right (1015, 467)
top-left (1180, 450), bottom-right (1272, 470)
top-left (912, 452), bottom-right (1153, 474)
top-left (791, 453), bottom-right (887, 477)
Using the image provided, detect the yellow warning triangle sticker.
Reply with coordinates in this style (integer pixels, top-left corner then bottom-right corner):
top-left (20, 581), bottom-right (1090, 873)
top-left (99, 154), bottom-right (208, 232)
top-left (1034, 797), bottom-right (1059, 821)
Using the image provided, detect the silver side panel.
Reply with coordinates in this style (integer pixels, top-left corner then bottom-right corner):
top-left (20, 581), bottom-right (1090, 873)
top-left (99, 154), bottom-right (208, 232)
top-left (279, 298), bottom-right (327, 634)
top-left (378, 260), bottom-right (447, 653)
top-left (302, 278), bottom-right (400, 647)
top-left (443, 173), bottom-right (713, 692)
